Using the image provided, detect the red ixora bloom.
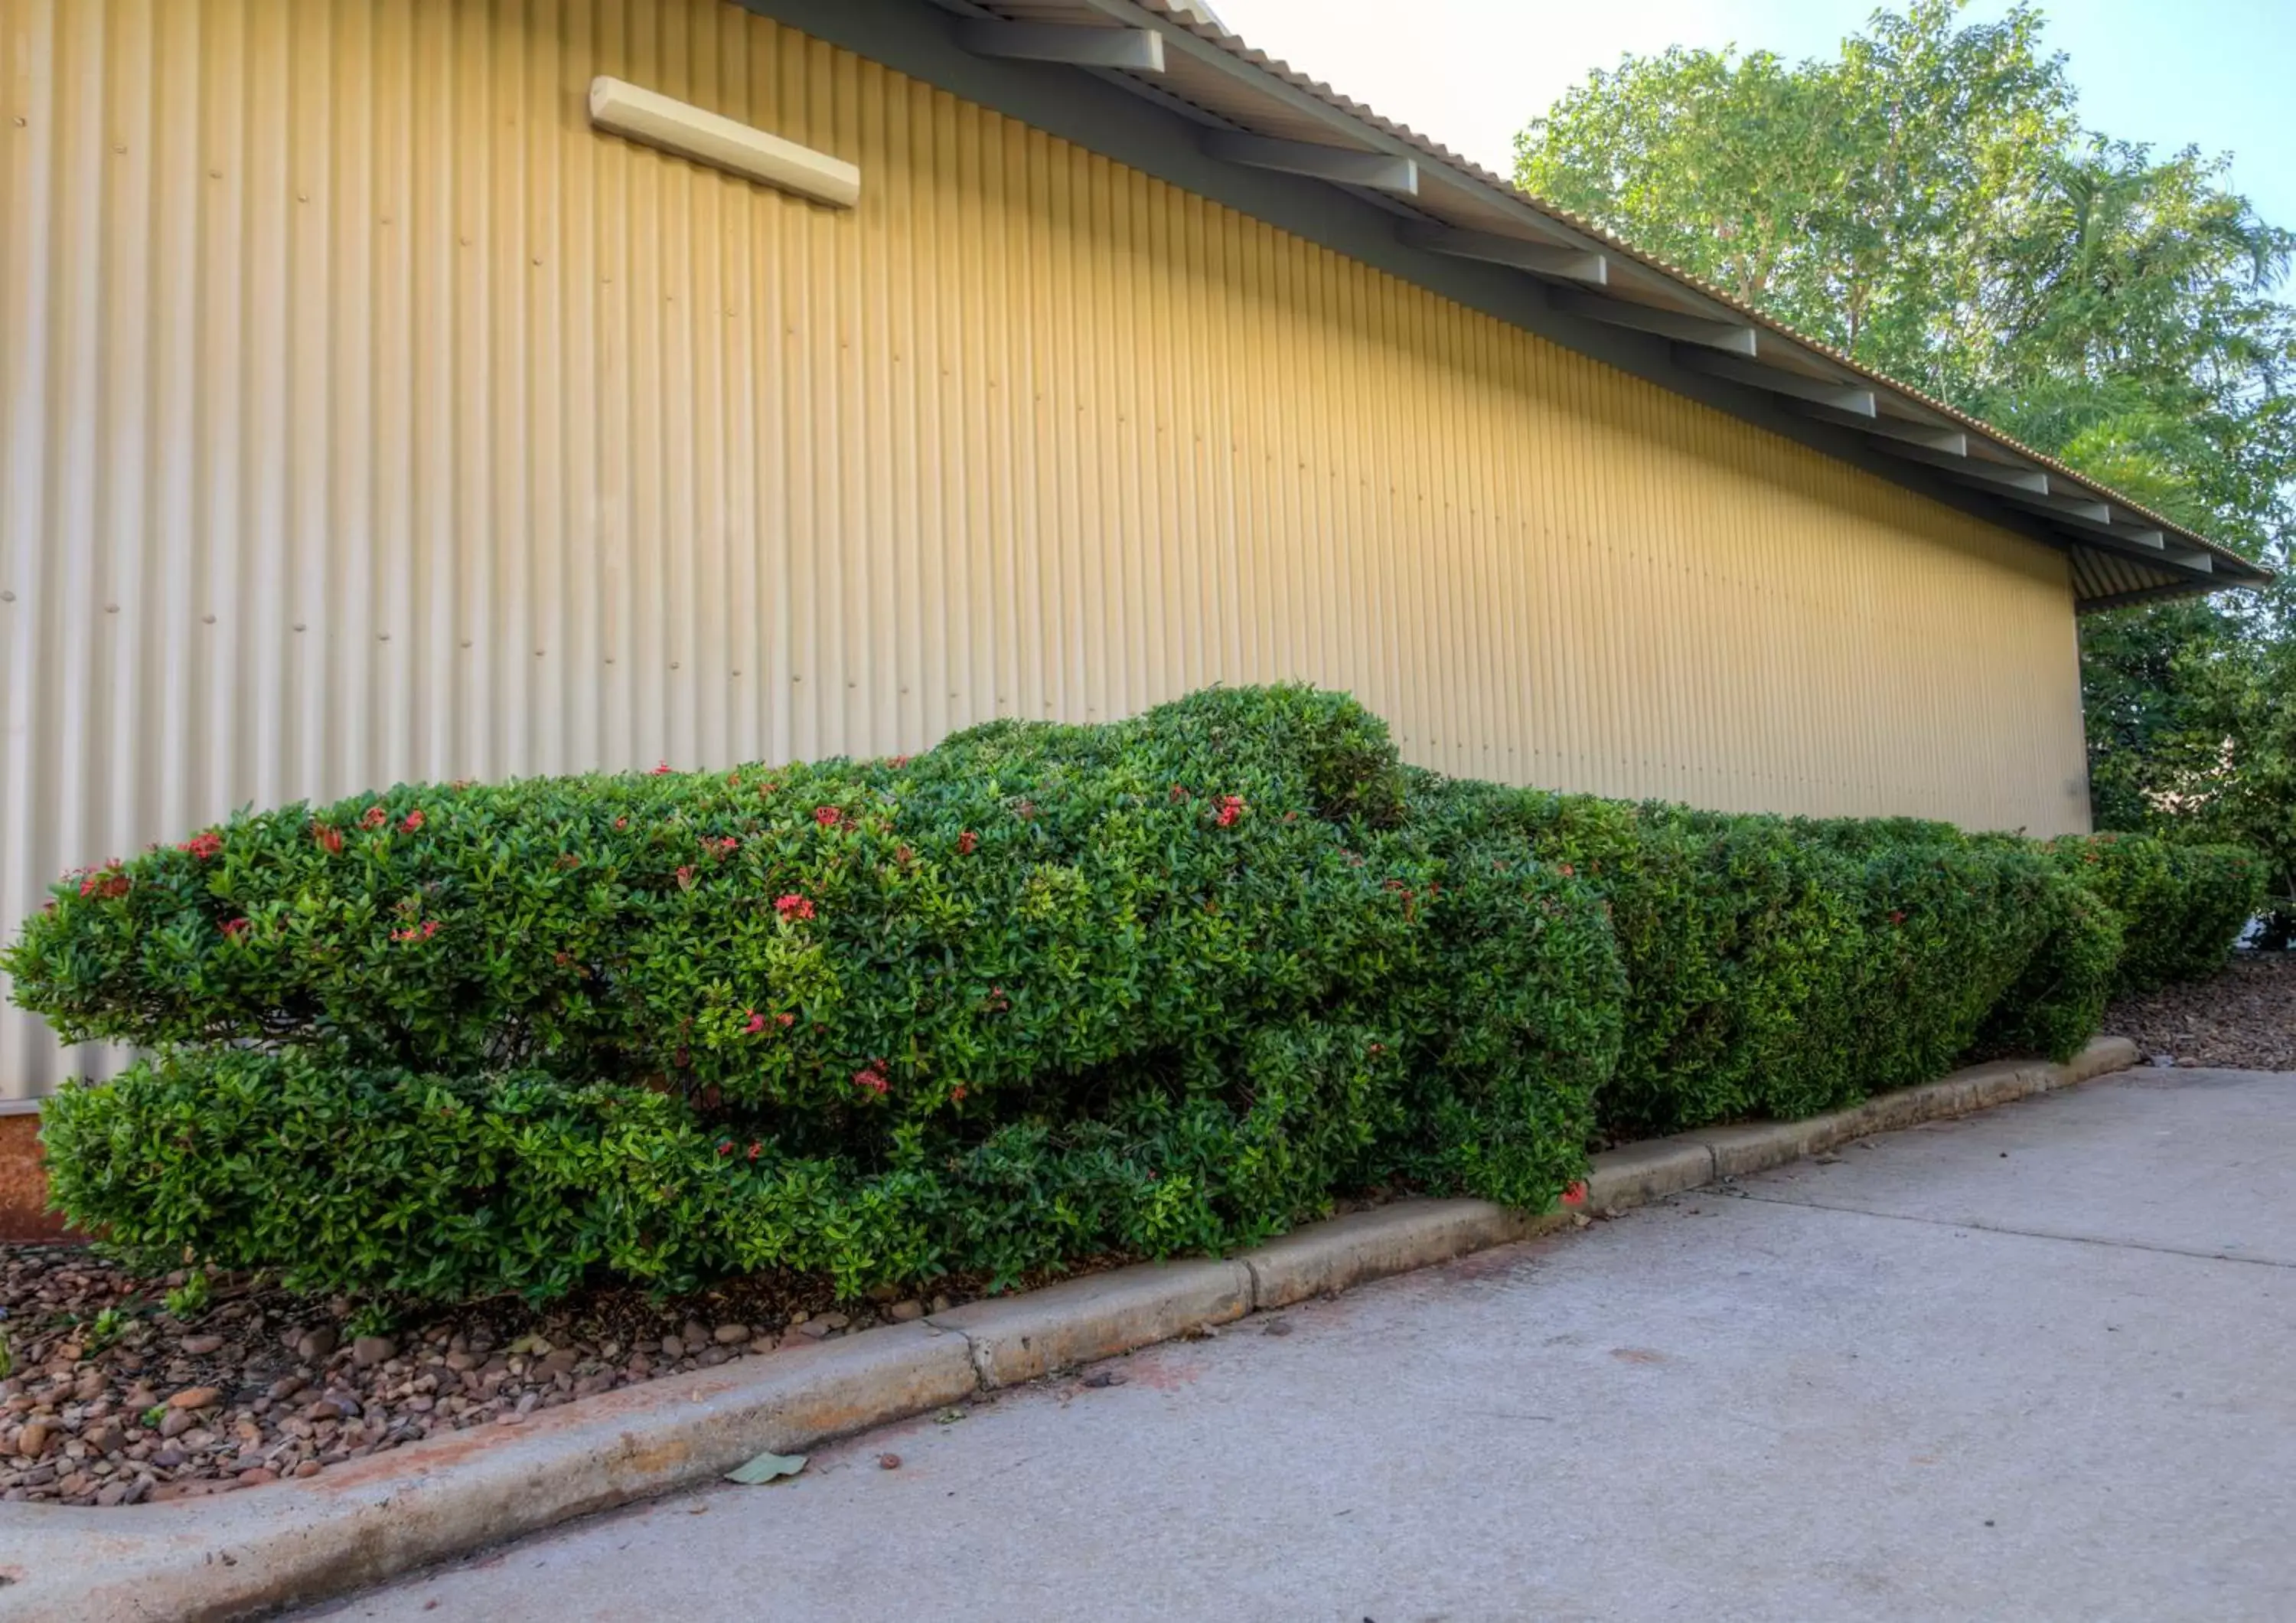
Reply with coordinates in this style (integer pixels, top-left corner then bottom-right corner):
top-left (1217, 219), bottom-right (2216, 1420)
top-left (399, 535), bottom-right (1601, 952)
top-left (717, 1140), bottom-right (737, 1158)
top-left (314, 823), bottom-right (345, 855)
top-left (950, 1085), bottom-right (968, 1103)
top-left (220, 917), bottom-right (251, 939)
top-left (1561, 1181), bottom-right (1587, 1208)
top-left (178, 831), bottom-right (224, 860)
top-left (391, 919), bottom-right (441, 943)
top-left (1215, 795), bottom-right (1245, 828)
top-left (675, 865), bottom-right (698, 891)
top-left (888, 755), bottom-right (911, 769)
top-left (852, 1067), bottom-right (890, 1096)
top-left (743, 1009), bottom-right (768, 1035)
top-left (651, 761), bottom-right (674, 776)
top-left (814, 805), bottom-right (844, 829)
top-left (361, 805), bottom-right (390, 830)
top-left (707, 836), bottom-right (739, 857)
top-left (77, 865), bottom-right (131, 902)
top-left (401, 809), bottom-right (426, 834)
top-left (614, 817), bottom-right (630, 831)
top-left (957, 830), bottom-right (978, 856)
top-left (1889, 910), bottom-right (1906, 925)
top-left (747, 1141), bottom-right (763, 1161)
top-left (775, 893), bottom-right (816, 921)
top-left (1169, 784), bottom-right (1191, 803)
top-left (778, 1012), bottom-right (796, 1028)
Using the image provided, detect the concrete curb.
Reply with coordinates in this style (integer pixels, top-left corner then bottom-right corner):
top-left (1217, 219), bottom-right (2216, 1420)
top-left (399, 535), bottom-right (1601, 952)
top-left (0, 1036), bottom-right (2138, 1621)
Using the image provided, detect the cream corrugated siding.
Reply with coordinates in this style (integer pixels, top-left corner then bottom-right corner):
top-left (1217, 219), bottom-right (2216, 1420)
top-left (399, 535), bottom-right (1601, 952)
top-left (0, 0), bottom-right (2089, 1098)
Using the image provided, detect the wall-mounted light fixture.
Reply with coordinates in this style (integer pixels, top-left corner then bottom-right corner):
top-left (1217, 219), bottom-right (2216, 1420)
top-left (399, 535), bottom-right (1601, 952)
top-left (587, 77), bottom-right (860, 209)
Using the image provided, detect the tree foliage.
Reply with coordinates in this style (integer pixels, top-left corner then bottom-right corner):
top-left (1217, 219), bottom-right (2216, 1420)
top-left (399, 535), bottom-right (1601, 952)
top-left (1515, 1), bottom-right (2296, 928)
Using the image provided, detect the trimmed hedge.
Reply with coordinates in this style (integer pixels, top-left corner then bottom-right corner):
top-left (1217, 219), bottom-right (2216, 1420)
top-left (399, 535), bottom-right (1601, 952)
top-left (6, 686), bottom-right (2263, 1304)
top-left (15, 688), bottom-right (1623, 1298)
top-left (2041, 834), bottom-right (2265, 994)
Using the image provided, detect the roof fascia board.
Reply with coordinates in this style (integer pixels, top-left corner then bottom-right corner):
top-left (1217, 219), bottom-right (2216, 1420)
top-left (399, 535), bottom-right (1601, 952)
top-left (730, 0), bottom-right (2194, 596)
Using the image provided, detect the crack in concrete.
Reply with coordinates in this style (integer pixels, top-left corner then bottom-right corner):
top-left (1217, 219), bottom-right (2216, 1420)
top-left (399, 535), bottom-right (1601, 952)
top-left (1730, 1189), bottom-right (2296, 1270)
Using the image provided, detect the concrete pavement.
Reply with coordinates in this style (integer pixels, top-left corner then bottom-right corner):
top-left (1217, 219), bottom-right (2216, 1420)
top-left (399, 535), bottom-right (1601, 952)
top-left (308, 1066), bottom-right (2296, 1623)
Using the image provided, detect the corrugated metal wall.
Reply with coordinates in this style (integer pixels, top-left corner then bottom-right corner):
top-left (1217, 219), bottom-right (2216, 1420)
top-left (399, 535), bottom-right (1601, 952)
top-left (0, 0), bottom-right (2091, 1097)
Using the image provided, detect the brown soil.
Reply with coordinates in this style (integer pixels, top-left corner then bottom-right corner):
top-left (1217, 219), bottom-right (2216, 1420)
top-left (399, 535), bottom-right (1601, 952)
top-left (0, 1251), bottom-right (1043, 1507)
top-left (2105, 952), bottom-right (2296, 1073)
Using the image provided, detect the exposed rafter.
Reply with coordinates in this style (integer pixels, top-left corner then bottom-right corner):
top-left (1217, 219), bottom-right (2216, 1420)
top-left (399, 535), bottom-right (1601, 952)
top-left (1674, 348), bottom-right (1877, 414)
top-left (1397, 224), bottom-right (1608, 286)
top-left (1881, 442), bottom-right (2053, 495)
top-left (1199, 131), bottom-right (1418, 195)
top-left (1798, 402), bottom-right (1968, 456)
top-left (955, 20), bottom-right (1166, 72)
top-left (1547, 289), bottom-right (1760, 355)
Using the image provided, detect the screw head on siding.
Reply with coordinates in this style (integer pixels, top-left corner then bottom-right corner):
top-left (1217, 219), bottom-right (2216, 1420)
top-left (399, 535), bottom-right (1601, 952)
top-left (202, 614), bottom-right (216, 625)
top-left (1, 591), bottom-right (15, 603)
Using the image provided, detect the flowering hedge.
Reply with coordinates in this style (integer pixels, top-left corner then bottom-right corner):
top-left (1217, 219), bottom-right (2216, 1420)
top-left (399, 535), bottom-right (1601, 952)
top-left (15, 688), bottom-right (1623, 1298)
top-left (6, 686), bottom-right (2263, 1303)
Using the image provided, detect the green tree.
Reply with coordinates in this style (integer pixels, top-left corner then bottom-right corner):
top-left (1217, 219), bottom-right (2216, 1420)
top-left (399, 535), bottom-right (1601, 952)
top-left (1515, 1), bottom-right (2296, 927)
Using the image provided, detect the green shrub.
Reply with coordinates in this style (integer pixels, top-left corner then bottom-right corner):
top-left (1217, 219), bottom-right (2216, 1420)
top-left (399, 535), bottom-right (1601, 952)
top-left (2047, 834), bottom-right (2265, 992)
top-left (13, 683), bottom-right (2265, 1305)
top-left (1972, 878), bottom-right (2125, 1061)
top-left (1398, 779), bottom-right (2068, 1135)
top-left (21, 687), bottom-right (1622, 1299)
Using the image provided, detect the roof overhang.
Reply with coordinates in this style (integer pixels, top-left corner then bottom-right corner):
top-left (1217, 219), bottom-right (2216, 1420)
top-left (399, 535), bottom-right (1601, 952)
top-left (739, 0), bottom-right (2274, 611)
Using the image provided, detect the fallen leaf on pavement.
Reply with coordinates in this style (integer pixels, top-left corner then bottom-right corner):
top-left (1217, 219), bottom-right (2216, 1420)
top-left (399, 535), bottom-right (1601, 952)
top-left (724, 1450), bottom-right (807, 1485)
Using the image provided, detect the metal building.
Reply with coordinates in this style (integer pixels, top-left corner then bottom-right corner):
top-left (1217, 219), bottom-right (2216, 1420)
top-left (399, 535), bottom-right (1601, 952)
top-left (0, 0), bottom-right (2267, 1098)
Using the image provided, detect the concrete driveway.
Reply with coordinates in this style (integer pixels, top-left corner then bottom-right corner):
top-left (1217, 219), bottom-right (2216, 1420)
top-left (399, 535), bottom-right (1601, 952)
top-left (310, 1066), bottom-right (2296, 1623)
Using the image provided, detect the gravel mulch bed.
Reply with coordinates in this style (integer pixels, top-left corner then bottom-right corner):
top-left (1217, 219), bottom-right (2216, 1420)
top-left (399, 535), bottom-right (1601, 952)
top-left (2105, 951), bottom-right (2296, 1073)
top-left (0, 1250), bottom-right (1021, 1507)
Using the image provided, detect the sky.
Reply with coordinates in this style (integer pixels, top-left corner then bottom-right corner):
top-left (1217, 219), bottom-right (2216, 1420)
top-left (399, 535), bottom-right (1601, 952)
top-left (1203, 0), bottom-right (2296, 233)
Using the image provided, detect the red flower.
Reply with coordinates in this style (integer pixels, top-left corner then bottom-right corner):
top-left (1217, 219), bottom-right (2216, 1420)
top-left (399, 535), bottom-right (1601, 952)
top-left (889, 755), bottom-right (911, 769)
top-left (391, 919), bottom-right (441, 943)
top-left (1169, 785), bottom-right (1191, 803)
top-left (1561, 1181), bottom-right (1587, 1208)
top-left (361, 805), bottom-right (389, 830)
top-left (1557, 863), bottom-right (1575, 878)
top-left (651, 761), bottom-right (673, 776)
top-left (778, 1013), bottom-right (795, 1028)
top-left (556, 852), bottom-right (581, 870)
top-left (707, 836), bottom-right (739, 857)
top-left (852, 1067), bottom-right (890, 1096)
top-left (1889, 910), bottom-right (1906, 925)
top-left (178, 831), bottom-right (224, 860)
top-left (814, 806), bottom-right (844, 829)
top-left (401, 809), bottom-right (426, 834)
top-left (775, 893), bottom-right (816, 921)
top-left (614, 817), bottom-right (630, 831)
top-left (747, 1142), bottom-right (763, 1161)
top-left (1215, 795), bottom-right (1245, 828)
top-left (743, 1009), bottom-right (768, 1036)
top-left (675, 865), bottom-right (698, 891)
top-left (220, 917), bottom-right (250, 939)
top-left (957, 830), bottom-right (978, 856)
top-left (950, 1086), bottom-right (968, 1103)
top-left (314, 823), bottom-right (344, 855)
top-left (77, 865), bottom-right (131, 901)
top-left (717, 1140), bottom-right (737, 1158)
